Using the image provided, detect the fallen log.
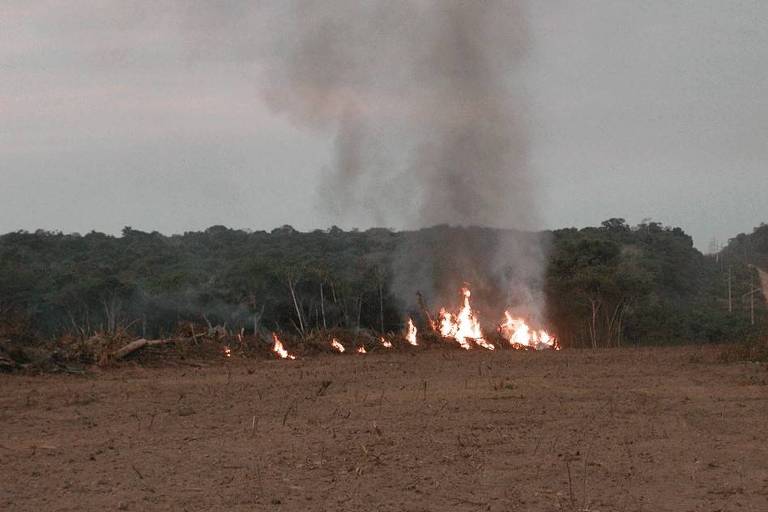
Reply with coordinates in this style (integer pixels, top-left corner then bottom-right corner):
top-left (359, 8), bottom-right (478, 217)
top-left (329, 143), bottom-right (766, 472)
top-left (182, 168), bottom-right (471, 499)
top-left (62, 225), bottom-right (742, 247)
top-left (110, 338), bottom-right (181, 361)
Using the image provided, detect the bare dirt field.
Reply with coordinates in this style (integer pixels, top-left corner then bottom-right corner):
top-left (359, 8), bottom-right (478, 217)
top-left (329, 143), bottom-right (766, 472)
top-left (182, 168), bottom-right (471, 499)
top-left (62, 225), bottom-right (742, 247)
top-left (2, 346), bottom-right (767, 511)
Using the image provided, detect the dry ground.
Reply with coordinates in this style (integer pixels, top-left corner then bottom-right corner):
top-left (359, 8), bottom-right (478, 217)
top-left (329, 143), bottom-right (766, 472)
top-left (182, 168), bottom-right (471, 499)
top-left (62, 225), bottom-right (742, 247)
top-left (1, 346), bottom-right (767, 511)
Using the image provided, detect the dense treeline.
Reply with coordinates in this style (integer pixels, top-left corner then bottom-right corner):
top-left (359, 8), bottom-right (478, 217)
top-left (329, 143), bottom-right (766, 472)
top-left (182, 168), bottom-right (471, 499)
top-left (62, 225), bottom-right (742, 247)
top-left (722, 223), bottom-right (768, 269)
top-left (546, 220), bottom-right (764, 346)
top-left (0, 220), bottom-right (763, 347)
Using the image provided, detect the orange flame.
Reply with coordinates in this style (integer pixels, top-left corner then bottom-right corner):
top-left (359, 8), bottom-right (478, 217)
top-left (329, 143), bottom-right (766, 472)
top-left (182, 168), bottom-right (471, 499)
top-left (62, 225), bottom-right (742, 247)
top-left (475, 338), bottom-right (496, 351)
top-left (272, 333), bottom-right (297, 360)
top-left (331, 338), bottom-right (345, 353)
top-left (380, 336), bottom-right (393, 348)
top-left (405, 318), bottom-right (418, 345)
top-left (356, 346), bottom-right (367, 354)
top-left (438, 288), bottom-right (492, 350)
top-left (501, 312), bottom-right (558, 350)
top-left (223, 346), bottom-right (232, 357)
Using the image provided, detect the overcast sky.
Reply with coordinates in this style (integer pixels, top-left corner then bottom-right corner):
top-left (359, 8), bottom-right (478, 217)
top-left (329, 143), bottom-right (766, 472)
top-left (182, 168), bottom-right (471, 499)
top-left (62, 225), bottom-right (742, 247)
top-left (2, 1), bottom-right (766, 249)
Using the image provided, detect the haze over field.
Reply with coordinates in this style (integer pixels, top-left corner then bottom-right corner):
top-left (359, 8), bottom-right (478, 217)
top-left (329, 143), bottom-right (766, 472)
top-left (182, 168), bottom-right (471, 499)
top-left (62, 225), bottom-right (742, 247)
top-left (2, 1), bottom-right (767, 248)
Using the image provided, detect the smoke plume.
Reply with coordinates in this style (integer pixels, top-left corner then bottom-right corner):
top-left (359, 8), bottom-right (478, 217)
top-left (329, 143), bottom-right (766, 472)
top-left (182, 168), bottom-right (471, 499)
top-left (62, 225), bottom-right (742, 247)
top-left (260, 1), bottom-right (532, 224)
top-left (184, 1), bottom-right (545, 319)
top-left (260, 1), bottom-right (542, 317)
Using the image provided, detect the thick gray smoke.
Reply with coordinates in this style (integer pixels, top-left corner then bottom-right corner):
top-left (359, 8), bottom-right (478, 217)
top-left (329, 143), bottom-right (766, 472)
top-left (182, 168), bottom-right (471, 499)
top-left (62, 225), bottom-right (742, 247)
top-left (261, 1), bottom-right (543, 318)
top-left (260, 1), bottom-right (533, 227)
top-left (182, 1), bottom-right (546, 319)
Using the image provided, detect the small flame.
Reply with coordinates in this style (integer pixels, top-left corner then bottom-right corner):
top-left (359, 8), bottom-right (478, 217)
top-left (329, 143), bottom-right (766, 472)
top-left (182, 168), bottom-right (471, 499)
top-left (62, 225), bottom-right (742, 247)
top-left (272, 333), bottom-right (296, 360)
top-left (501, 312), bottom-right (558, 350)
top-left (475, 338), bottom-right (496, 351)
top-left (356, 346), bottom-right (367, 354)
top-left (405, 318), bottom-right (418, 346)
top-left (331, 338), bottom-right (345, 353)
top-left (223, 346), bottom-right (232, 358)
top-left (380, 336), bottom-right (392, 348)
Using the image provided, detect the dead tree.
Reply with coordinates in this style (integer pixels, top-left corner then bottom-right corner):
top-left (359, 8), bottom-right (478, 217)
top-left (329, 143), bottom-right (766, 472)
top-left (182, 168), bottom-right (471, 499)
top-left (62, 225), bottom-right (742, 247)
top-left (416, 291), bottom-right (437, 332)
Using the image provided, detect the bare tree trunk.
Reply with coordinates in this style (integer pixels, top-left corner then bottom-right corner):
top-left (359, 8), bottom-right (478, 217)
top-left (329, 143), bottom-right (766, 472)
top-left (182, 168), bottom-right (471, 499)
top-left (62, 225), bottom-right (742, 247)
top-left (102, 295), bottom-right (121, 335)
top-left (109, 337), bottom-right (187, 363)
top-left (356, 295), bottom-right (363, 335)
top-left (288, 278), bottom-right (305, 337)
top-left (605, 302), bottom-right (623, 348)
top-left (616, 306), bottom-right (625, 347)
top-left (378, 281), bottom-right (384, 333)
top-left (589, 298), bottom-right (600, 349)
top-left (751, 270), bottom-right (756, 325)
top-left (253, 303), bottom-right (265, 335)
top-left (728, 265), bottom-right (733, 313)
top-left (416, 291), bottom-right (437, 332)
top-left (320, 282), bottom-right (327, 330)
top-left (341, 297), bottom-right (351, 328)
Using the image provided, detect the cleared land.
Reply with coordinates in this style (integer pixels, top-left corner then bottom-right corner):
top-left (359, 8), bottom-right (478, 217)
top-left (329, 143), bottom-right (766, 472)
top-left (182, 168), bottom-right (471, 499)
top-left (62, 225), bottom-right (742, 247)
top-left (1, 346), bottom-right (767, 511)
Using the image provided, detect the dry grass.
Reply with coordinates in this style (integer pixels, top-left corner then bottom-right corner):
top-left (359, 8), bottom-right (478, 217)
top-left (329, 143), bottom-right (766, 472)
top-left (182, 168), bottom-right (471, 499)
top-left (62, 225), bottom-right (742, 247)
top-left (719, 335), bottom-right (768, 363)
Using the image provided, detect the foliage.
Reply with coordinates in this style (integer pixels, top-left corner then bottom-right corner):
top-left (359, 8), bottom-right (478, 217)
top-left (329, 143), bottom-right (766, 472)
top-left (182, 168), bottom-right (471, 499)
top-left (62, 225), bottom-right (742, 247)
top-left (545, 219), bottom-right (763, 347)
top-left (0, 220), bottom-right (763, 346)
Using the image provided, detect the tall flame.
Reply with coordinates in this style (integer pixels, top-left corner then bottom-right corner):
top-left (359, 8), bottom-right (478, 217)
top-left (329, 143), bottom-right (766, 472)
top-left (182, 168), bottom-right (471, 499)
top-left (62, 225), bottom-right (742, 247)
top-left (272, 333), bottom-right (297, 360)
top-left (405, 318), bottom-right (418, 346)
top-left (438, 288), bottom-right (493, 350)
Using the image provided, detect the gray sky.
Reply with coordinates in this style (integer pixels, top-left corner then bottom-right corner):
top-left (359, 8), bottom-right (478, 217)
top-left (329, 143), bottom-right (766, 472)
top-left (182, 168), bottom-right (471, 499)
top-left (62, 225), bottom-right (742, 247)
top-left (1, 1), bottom-right (766, 249)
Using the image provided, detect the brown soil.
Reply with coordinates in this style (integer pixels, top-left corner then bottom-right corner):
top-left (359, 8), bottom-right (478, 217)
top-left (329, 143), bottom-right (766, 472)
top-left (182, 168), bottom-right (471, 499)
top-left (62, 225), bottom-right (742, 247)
top-left (1, 346), bottom-right (767, 511)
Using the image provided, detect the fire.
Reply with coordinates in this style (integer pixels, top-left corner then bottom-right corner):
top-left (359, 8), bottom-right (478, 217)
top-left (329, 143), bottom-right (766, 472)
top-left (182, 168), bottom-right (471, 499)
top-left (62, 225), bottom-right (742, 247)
top-left (271, 333), bottom-right (297, 360)
top-left (438, 288), bottom-right (493, 350)
top-left (501, 312), bottom-right (558, 350)
top-left (405, 318), bottom-right (418, 345)
top-left (331, 338), bottom-right (345, 353)
top-left (475, 338), bottom-right (496, 351)
top-left (223, 346), bottom-right (232, 357)
top-left (264, 287), bottom-right (556, 362)
top-left (431, 287), bottom-right (555, 351)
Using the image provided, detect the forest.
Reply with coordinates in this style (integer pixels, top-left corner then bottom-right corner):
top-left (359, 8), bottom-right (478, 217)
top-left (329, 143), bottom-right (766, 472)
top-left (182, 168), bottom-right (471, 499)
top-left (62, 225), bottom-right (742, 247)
top-left (0, 220), bottom-right (764, 348)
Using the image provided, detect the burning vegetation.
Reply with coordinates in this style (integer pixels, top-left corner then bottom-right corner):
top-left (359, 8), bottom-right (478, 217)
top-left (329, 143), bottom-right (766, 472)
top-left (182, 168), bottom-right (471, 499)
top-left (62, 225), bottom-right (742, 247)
top-left (271, 333), bottom-right (296, 360)
top-left (430, 287), bottom-right (557, 352)
top-left (243, 287), bottom-right (557, 363)
top-left (0, 281), bottom-right (561, 373)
